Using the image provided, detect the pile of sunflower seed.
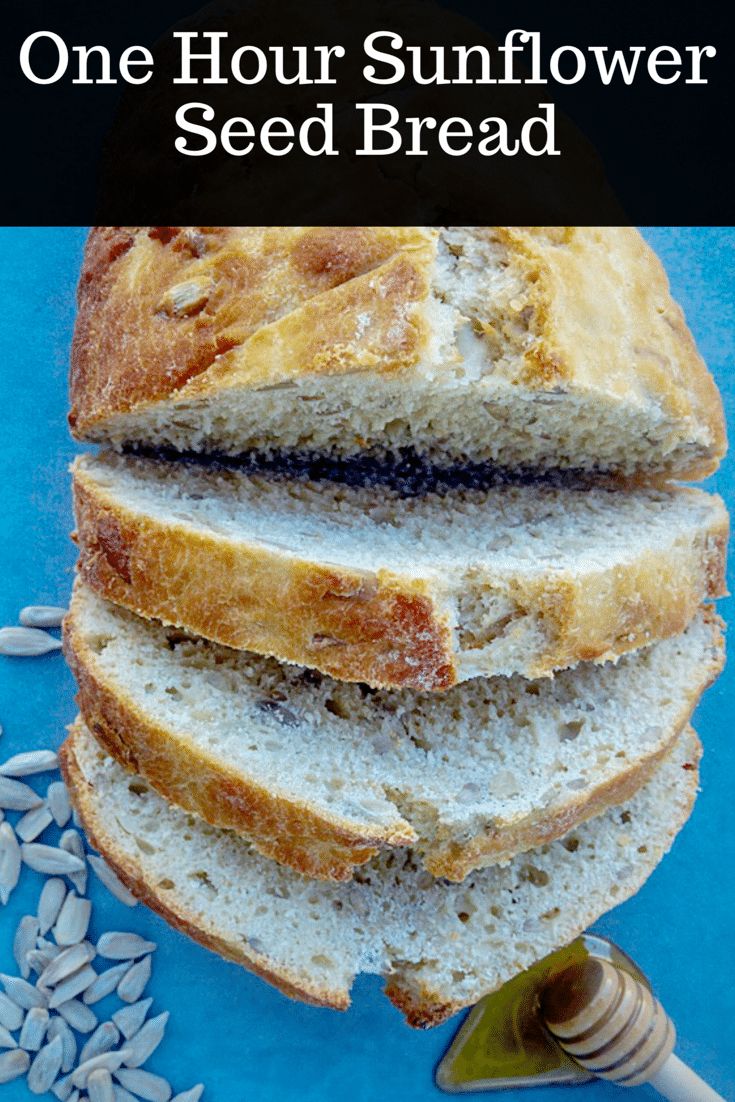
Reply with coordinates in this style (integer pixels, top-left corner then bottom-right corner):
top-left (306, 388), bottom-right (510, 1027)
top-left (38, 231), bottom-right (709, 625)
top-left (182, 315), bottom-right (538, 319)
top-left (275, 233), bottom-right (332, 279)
top-left (0, 612), bottom-right (205, 1101)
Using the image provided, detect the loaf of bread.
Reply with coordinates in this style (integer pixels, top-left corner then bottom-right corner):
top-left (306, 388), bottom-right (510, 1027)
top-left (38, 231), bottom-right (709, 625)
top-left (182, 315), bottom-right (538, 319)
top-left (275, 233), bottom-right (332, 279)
top-left (69, 228), bottom-right (726, 482)
top-left (61, 719), bottom-right (701, 1027)
top-left (64, 582), bottom-right (722, 882)
top-left (72, 453), bottom-right (728, 690)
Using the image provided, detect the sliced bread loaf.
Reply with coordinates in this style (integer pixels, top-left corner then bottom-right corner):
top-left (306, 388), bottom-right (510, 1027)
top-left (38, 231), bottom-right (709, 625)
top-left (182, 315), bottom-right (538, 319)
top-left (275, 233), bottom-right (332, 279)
top-left (69, 227), bottom-right (725, 482)
top-left (61, 719), bottom-right (701, 1027)
top-left (72, 452), bottom-right (728, 689)
top-left (64, 582), bottom-right (723, 882)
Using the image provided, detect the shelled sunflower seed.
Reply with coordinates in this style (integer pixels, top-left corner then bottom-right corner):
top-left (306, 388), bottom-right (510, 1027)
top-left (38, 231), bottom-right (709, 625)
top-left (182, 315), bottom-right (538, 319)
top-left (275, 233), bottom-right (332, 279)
top-left (16, 804), bottom-right (54, 843)
top-left (19, 1005), bottom-right (50, 1051)
top-left (117, 956), bottom-right (152, 1004)
top-left (0, 626), bottom-right (62, 657)
top-left (39, 877), bottom-right (68, 934)
top-left (97, 933), bottom-right (157, 961)
top-left (0, 991), bottom-right (24, 1031)
top-left (171, 1088), bottom-right (205, 1102)
top-left (88, 1067), bottom-right (115, 1102)
top-left (0, 737), bottom-right (205, 1100)
top-left (13, 914), bottom-right (40, 977)
top-left (0, 775), bottom-right (43, 812)
top-left (27, 1034), bottom-right (63, 1093)
top-left (87, 856), bottom-right (137, 907)
top-left (83, 962), bottom-right (132, 1006)
top-left (0, 750), bottom-right (59, 777)
top-left (0, 1024), bottom-right (17, 1049)
top-left (79, 1022), bottom-right (120, 1064)
top-left (0, 822), bottom-right (21, 903)
top-left (48, 782), bottom-right (72, 828)
top-left (59, 830), bottom-right (88, 894)
top-left (111, 999), bottom-right (152, 1041)
top-left (19, 606), bottom-right (68, 629)
top-left (38, 941), bottom-right (96, 989)
top-left (57, 999), bottom-right (98, 1033)
top-left (115, 1066), bottom-right (173, 1102)
top-left (0, 1047), bottom-right (30, 1083)
top-left (121, 1012), bottom-right (168, 1068)
top-left (54, 891), bottom-right (92, 945)
top-left (48, 1015), bottom-right (78, 1073)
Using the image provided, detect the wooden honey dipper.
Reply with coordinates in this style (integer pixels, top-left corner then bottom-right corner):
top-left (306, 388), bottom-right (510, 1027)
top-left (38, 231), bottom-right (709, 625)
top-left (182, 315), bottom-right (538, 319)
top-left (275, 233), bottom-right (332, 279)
top-left (541, 958), bottom-right (724, 1100)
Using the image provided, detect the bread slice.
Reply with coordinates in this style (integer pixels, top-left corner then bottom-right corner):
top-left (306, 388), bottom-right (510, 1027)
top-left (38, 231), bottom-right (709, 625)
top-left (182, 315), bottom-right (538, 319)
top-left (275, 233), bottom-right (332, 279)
top-left (61, 719), bottom-right (701, 1027)
top-left (64, 581), bottom-right (722, 882)
top-left (69, 227), bottom-right (725, 483)
top-left (72, 452), bottom-right (728, 690)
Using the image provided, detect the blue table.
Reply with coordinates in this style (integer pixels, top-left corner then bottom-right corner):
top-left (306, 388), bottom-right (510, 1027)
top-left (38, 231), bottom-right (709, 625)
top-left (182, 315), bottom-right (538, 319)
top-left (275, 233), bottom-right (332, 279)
top-left (0, 227), bottom-right (732, 1101)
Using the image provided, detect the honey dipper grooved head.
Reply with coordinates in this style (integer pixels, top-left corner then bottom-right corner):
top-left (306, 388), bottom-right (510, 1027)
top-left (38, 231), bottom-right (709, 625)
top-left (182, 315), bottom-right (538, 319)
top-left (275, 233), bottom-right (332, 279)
top-left (541, 959), bottom-right (676, 1088)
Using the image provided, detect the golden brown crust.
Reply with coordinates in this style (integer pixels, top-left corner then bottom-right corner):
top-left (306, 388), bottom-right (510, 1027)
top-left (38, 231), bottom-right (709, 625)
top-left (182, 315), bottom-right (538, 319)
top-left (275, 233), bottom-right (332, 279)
top-left (63, 610), bottom-right (415, 883)
top-left (72, 457), bottom-right (729, 691)
top-left (64, 577), bottom-right (723, 883)
top-left (493, 228), bottom-right (727, 479)
top-left (70, 227), bottom-right (726, 481)
top-left (72, 468), bottom-right (456, 692)
top-left (59, 726), bottom-right (350, 1012)
top-left (70, 226), bottom-right (434, 434)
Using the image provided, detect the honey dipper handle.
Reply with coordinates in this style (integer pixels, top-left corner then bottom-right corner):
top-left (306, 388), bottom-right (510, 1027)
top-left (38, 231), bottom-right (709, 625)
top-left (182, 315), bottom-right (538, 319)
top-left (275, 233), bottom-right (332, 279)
top-left (649, 1053), bottom-right (726, 1102)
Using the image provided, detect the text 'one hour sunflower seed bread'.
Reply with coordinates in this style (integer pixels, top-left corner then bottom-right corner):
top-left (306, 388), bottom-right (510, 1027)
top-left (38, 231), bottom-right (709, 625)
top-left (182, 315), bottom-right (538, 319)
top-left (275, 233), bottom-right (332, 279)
top-left (72, 452), bottom-right (728, 690)
top-left (64, 582), bottom-right (723, 882)
top-left (61, 719), bottom-right (702, 1028)
top-left (69, 227), bottom-right (726, 483)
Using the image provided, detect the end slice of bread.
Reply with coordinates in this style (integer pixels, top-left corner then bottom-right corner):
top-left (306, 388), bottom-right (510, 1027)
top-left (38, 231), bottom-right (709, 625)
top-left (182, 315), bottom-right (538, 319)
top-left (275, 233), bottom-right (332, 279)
top-left (72, 452), bottom-right (728, 690)
top-left (64, 582), bottom-right (723, 882)
top-left (69, 227), bottom-right (726, 483)
top-left (61, 720), bottom-right (701, 1027)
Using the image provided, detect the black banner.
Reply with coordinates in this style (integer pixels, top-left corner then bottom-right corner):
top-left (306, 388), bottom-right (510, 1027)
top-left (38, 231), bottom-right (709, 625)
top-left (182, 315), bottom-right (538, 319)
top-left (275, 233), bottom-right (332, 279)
top-left (2, 0), bottom-right (733, 223)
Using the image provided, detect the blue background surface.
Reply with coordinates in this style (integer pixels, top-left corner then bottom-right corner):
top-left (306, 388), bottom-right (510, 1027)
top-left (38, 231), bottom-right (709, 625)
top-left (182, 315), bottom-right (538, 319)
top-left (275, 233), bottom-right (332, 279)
top-left (0, 228), bottom-right (733, 1101)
